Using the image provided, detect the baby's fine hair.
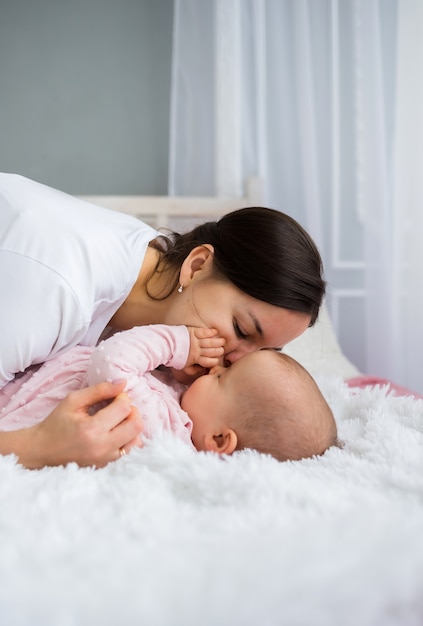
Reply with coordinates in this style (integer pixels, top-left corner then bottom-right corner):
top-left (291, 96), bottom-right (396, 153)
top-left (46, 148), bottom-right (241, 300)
top-left (231, 350), bottom-right (338, 462)
top-left (150, 207), bottom-right (325, 326)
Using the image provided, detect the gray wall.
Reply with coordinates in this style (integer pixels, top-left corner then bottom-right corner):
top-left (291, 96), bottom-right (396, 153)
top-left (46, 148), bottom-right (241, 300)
top-left (0, 0), bottom-right (173, 194)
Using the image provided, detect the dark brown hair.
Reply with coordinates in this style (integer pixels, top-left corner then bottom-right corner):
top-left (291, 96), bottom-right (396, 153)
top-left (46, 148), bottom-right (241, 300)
top-left (150, 207), bottom-right (325, 325)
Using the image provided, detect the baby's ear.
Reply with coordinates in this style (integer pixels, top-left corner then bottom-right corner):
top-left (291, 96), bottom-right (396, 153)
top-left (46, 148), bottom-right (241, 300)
top-left (204, 429), bottom-right (237, 455)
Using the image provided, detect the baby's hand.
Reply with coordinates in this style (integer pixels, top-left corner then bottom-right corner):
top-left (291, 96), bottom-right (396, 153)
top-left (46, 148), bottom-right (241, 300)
top-left (171, 327), bottom-right (225, 385)
top-left (186, 327), bottom-right (225, 370)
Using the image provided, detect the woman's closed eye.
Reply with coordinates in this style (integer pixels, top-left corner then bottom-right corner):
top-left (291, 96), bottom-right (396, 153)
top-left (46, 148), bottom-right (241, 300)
top-left (233, 321), bottom-right (248, 340)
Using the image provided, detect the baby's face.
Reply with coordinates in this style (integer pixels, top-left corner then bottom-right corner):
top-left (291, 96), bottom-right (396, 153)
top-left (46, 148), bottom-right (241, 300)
top-left (180, 350), bottom-right (276, 451)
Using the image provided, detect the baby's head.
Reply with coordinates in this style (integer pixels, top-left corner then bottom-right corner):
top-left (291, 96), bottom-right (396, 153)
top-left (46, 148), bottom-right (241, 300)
top-left (181, 349), bottom-right (337, 462)
top-left (230, 350), bottom-right (338, 461)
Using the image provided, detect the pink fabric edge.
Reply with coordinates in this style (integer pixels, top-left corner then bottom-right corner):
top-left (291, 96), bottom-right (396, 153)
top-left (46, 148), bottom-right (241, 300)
top-left (346, 375), bottom-right (423, 400)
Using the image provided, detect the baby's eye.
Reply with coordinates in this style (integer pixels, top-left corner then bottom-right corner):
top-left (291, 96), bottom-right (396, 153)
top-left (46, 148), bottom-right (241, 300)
top-left (233, 321), bottom-right (248, 340)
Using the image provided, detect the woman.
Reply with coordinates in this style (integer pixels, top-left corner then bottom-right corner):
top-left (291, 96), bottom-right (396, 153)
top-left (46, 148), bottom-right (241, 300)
top-left (0, 173), bottom-right (325, 468)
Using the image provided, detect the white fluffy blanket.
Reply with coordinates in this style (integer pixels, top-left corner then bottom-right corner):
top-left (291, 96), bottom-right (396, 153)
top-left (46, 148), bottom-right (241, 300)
top-left (0, 375), bottom-right (422, 626)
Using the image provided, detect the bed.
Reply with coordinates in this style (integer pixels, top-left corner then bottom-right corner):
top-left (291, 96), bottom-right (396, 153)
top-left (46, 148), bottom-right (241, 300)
top-left (1, 180), bottom-right (422, 626)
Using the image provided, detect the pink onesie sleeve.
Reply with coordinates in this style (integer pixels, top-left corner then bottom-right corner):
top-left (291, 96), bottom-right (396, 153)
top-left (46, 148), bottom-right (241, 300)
top-left (87, 324), bottom-right (190, 388)
top-left (88, 324), bottom-right (193, 445)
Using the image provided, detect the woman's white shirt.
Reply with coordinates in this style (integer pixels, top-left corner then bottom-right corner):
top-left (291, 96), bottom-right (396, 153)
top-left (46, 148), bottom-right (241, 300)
top-left (0, 173), bottom-right (157, 388)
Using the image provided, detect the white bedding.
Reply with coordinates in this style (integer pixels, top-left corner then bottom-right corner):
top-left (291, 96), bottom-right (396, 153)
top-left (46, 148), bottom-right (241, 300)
top-left (1, 185), bottom-right (422, 625)
top-left (1, 307), bottom-right (422, 625)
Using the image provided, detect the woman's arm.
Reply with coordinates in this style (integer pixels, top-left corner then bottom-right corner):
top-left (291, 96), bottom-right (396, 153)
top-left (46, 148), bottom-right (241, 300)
top-left (0, 381), bottom-right (142, 468)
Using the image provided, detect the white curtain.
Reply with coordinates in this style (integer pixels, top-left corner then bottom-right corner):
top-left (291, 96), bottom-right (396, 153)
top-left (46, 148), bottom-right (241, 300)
top-left (358, 0), bottom-right (423, 393)
top-left (169, 0), bottom-right (423, 394)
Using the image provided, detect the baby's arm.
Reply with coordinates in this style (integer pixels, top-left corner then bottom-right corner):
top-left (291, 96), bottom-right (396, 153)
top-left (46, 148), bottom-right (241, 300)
top-left (88, 325), bottom-right (191, 388)
top-left (88, 325), bottom-right (224, 444)
top-left (87, 324), bottom-right (224, 389)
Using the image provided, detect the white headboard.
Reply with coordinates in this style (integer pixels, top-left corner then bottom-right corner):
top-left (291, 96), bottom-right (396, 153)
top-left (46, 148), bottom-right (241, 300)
top-left (79, 177), bottom-right (263, 229)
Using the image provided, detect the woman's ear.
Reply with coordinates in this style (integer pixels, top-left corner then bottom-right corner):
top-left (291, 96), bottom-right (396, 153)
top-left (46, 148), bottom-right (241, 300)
top-left (179, 244), bottom-right (214, 286)
top-left (204, 429), bottom-right (238, 455)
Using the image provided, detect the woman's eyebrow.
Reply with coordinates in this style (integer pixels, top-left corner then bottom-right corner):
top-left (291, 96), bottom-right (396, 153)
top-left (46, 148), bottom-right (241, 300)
top-left (249, 312), bottom-right (263, 337)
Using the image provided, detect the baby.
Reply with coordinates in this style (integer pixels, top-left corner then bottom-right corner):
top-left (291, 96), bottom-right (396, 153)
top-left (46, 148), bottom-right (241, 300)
top-left (0, 324), bottom-right (337, 462)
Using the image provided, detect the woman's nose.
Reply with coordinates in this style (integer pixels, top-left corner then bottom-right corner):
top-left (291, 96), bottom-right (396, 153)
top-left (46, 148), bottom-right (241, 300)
top-left (224, 343), bottom-right (254, 364)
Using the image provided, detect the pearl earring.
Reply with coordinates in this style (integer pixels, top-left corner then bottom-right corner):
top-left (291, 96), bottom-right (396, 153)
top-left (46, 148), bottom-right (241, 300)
top-left (177, 284), bottom-right (183, 293)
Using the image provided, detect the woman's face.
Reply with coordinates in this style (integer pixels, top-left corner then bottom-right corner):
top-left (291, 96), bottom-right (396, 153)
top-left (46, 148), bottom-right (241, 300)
top-left (165, 274), bottom-right (311, 365)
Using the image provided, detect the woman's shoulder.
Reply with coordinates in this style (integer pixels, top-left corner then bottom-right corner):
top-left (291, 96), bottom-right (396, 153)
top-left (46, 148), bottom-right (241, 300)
top-left (0, 172), bottom-right (156, 237)
top-left (0, 173), bottom-right (157, 285)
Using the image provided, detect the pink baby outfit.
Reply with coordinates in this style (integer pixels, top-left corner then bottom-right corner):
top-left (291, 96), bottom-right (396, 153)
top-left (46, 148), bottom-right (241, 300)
top-left (0, 325), bottom-right (195, 448)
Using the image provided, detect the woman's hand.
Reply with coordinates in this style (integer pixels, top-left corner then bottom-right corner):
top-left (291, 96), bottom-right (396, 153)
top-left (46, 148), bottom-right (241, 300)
top-left (1, 380), bottom-right (143, 469)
